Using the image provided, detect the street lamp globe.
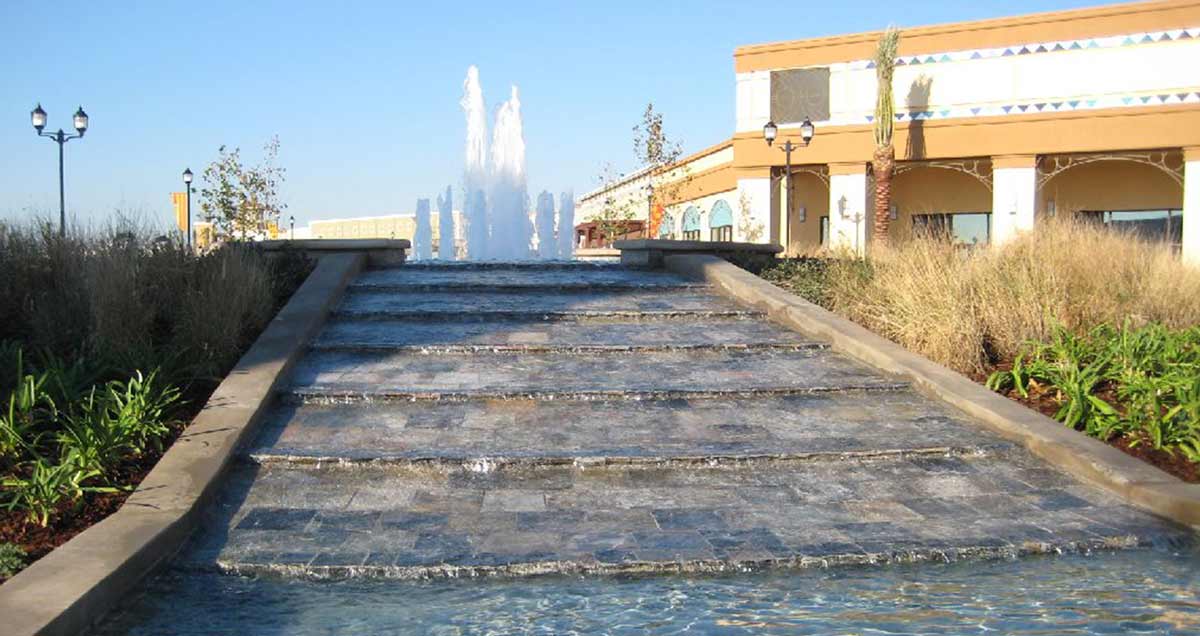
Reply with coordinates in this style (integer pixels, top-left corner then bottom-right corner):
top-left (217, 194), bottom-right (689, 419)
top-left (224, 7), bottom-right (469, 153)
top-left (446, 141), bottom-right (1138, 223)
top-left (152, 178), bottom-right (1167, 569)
top-left (183, 168), bottom-right (194, 184)
top-left (800, 117), bottom-right (815, 146)
top-left (763, 120), bottom-right (778, 147)
top-left (31, 104), bottom-right (47, 132)
top-left (73, 106), bottom-right (88, 135)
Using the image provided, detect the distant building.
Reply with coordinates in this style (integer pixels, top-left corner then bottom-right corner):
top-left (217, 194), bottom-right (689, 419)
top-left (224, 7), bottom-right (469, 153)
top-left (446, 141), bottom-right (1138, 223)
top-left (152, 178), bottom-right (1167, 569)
top-left (584, 0), bottom-right (1200, 263)
top-left (300, 211), bottom-right (466, 257)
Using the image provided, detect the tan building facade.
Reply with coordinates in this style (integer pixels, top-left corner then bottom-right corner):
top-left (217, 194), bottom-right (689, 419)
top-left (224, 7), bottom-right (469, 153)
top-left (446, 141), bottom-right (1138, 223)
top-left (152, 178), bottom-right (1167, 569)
top-left (588, 0), bottom-right (1200, 263)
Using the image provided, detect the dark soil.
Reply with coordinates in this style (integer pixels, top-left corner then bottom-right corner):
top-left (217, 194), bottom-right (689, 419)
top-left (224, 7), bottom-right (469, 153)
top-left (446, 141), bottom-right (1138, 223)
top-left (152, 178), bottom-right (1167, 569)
top-left (0, 422), bottom-right (184, 584)
top-left (981, 370), bottom-right (1200, 484)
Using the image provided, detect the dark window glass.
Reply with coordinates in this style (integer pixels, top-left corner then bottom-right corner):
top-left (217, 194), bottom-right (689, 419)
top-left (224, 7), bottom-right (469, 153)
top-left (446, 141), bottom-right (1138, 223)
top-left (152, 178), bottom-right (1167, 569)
top-left (912, 212), bottom-right (991, 246)
top-left (1079, 209), bottom-right (1182, 248)
top-left (819, 216), bottom-right (829, 247)
top-left (711, 226), bottom-right (733, 242)
top-left (682, 230), bottom-right (701, 241)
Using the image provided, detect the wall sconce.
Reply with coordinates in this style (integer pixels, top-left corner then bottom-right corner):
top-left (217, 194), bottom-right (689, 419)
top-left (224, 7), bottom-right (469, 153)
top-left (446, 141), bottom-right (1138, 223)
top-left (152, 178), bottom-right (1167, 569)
top-left (798, 205), bottom-right (807, 223)
top-left (837, 195), bottom-right (849, 219)
top-left (1046, 200), bottom-right (1056, 217)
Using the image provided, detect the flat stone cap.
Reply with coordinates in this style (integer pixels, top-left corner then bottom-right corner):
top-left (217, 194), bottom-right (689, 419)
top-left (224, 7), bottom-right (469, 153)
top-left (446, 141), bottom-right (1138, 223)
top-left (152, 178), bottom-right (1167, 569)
top-left (614, 239), bottom-right (782, 254)
top-left (259, 239), bottom-right (411, 251)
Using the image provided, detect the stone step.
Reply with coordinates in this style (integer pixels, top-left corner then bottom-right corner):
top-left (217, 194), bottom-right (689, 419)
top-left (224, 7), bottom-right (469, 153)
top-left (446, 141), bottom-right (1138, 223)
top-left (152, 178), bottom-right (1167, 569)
top-left (351, 266), bottom-right (701, 291)
top-left (247, 393), bottom-right (1011, 466)
top-left (334, 289), bottom-right (750, 320)
top-left (193, 458), bottom-right (1191, 580)
top-left (311, 317), bottom-right (817, 353)
top-left (284, 349), bottom-right (909, 402)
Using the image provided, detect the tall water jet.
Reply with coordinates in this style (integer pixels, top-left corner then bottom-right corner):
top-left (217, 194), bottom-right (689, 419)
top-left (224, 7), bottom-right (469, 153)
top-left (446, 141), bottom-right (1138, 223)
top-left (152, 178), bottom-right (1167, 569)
top-left (535, 191), bottom-right (556, 259)
top-left (437, 185), bottom-right (455, 260)
top-left (557, 191), bottom-right (576, 259)
top-left (489, 86), bottom-right (530, 260)
top-left (414, 198), bottom-right (432, 260)
top-left (461, 66), bottom-right (490, 260)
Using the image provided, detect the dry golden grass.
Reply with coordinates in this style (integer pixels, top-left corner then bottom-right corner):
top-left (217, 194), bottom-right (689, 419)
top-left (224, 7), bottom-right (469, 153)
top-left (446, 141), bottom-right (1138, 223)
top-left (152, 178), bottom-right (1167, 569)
top-left (0, 219), bottom-right (275, 380)
top-left (825, 216), bottom-right (1200, 375)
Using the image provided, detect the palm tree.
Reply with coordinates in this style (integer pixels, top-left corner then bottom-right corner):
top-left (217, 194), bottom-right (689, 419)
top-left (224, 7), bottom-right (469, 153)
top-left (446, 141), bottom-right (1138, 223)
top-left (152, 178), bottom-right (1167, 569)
top-left (872, 27), bottom-right (901, 245)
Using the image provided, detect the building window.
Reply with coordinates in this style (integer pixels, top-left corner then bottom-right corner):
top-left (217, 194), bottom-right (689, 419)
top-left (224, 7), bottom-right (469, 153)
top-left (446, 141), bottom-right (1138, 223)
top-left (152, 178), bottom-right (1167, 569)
top-left (683, 230), bottom-right (701, 241)
top-left (711, 225), bottom-right (733, 242)
top-left (681, 205), bottom-right (701, 241)
top-left (913, 212), bottom-right (991, 246)
top-left (1078, 209), bottom-right (1183, 249)
top-left (819, 216), bottom-right (830, 247)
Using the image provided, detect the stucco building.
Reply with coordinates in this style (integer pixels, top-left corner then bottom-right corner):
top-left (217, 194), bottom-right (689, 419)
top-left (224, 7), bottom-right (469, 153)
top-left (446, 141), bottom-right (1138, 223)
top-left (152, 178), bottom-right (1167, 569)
top-left (578, 0), bottom-right (1200, 263)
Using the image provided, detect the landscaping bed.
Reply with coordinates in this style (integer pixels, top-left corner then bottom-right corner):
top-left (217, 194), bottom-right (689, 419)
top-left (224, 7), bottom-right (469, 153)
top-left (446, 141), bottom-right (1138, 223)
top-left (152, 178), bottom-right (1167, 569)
top-left (0, 223), bottom-right (311, 581)
top-left (747, 218), bottom-right (1200, 484)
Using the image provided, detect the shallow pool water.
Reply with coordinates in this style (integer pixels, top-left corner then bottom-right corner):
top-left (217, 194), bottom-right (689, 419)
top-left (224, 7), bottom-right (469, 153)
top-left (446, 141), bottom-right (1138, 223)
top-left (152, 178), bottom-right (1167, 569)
top-left (98, 547), bottom-right (1200, 635)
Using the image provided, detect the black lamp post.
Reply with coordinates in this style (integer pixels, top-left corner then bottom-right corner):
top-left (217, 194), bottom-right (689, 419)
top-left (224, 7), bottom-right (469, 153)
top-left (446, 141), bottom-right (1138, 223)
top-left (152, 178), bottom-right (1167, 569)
top-left (764, 118), bottom-right (814, 244)
top-left (31, 104), bottom-right (89, 237)
top-left (289, 215), bottom-right (295, 240)
top-left (182, 168), bottom-right (194, 250)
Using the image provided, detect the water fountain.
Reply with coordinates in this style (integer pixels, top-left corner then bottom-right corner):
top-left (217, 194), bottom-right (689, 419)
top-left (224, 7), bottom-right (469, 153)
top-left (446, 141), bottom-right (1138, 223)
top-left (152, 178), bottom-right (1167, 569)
top-left (413, 198), bottom-right (432, 260)
top-left (416, 65), bottom-right (575, 261)
top-left (437, 186), bottom-right (454, 260)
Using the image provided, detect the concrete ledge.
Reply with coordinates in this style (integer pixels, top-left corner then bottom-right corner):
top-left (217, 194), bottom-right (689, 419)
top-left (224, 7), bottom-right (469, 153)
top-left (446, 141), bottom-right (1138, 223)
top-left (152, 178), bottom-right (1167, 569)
top-left (614, 239), bottom-right (782, 268)
top-left (0, 253), bottom-right (366, 636)
top-left (260, 239), bottom-right (409, 267)
top-left (665, 253), bottom-right (1200, 529)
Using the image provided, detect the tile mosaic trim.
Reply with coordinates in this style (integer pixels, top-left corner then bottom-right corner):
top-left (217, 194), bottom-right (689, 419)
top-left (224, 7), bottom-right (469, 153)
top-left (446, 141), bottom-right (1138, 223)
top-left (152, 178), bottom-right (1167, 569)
top-left (838, 27), bottom-right (1200, 71)
top-left (847, 90), bottom-right (1200, 126)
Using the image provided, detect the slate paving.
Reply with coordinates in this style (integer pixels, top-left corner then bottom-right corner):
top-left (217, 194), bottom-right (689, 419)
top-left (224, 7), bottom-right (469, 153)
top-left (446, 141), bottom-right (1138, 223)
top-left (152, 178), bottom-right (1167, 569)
top-left (191, 262), bottom-right (1191, 581)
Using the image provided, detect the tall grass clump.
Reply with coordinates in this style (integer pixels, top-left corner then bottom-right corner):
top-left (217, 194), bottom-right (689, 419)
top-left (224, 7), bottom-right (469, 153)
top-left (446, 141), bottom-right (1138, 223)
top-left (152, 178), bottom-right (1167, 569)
top-left (824, 216), bottom-right (1200, 376)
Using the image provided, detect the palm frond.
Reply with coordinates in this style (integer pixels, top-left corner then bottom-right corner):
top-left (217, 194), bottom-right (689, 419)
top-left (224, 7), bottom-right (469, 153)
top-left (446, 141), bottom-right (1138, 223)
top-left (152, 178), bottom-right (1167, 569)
top-left (873, 27), bottom-right (901, 148)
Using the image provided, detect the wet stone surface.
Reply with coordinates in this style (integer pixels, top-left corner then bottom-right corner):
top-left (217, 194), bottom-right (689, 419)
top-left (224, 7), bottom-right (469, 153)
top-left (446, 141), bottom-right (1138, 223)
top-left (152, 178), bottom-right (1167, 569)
top-left (193, 457), bottom-right (1192, 579)
top-left (286, 349), bottom-right (908, 400)
top-left (313, 317), bottom-right (813, 351)
top-left (178, 262), bottom-right (1192, 582)
top-left (335, 289), bottom-right (755, 318)
top-left (248, 394), bottom-right (1010, 465)
top-left (352, 266), bottom-right (702, 290)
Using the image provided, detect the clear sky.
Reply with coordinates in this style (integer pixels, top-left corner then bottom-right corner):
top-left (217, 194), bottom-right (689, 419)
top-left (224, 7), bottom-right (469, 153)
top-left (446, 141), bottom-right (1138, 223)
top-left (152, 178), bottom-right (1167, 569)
top-left (1, 0), bottom-right (1102, 229)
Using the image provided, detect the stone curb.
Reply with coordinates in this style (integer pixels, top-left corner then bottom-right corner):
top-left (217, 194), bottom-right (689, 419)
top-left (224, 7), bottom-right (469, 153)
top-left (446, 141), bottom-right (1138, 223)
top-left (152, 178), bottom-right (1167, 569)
top-left (0, 252), bottom-right (366, 636)
top-left (664, 253), bottom-right (1200, 529)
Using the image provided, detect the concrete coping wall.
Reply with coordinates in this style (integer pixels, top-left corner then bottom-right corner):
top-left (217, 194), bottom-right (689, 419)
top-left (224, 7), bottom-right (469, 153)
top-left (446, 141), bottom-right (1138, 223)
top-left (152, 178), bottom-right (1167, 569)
top-left (0, 253), bottom-right (367, 636)
top-left (664, 253), bottom-right (1200, 530)
top-left (260, 239), bottom-right (410, 267)
top-left (614, 239), bottom-right (783, 268)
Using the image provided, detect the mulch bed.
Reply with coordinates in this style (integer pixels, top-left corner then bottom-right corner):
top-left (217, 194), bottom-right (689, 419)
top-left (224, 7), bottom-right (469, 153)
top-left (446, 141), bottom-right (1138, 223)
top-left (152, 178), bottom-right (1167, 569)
top-left (0, 422), bottom-right (186, 584)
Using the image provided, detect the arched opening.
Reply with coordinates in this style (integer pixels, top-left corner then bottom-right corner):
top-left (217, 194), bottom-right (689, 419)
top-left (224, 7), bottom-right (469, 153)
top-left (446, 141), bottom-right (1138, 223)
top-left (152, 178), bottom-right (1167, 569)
top-left (709, 200), bottom-right (733, 242)
top-left (682, 206), bottom-right (701, 241)
top-left (891, 165), bottom-right (993, 246)
top-left (658, 212), bottom-right (675, 239)
top-left (1041, 157), bottom-right (1184, 249)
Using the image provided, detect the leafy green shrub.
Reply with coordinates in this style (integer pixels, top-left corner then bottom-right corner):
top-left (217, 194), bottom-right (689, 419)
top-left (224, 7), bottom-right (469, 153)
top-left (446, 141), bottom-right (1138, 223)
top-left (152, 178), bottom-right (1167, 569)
top-left (988, 322), bottom-right (1200, 462)
top-left (0, 542), bottom-right (26, 578)
top-left (757, 258), bottom-right (833, 307)
top-left (1, 458), bottom-right (112, 527)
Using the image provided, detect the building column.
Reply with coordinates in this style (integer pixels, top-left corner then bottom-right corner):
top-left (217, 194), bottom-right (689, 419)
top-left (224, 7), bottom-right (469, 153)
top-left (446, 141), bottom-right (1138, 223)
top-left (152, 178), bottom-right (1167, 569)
top-left (991, 155), bottom-right (1038, 245)
top-left (1184, 147), bottom-right (1200, 266)
top-left (828, 163), bottom-right (868, 256)
top-left (735, 173), bottom-right (774, 244)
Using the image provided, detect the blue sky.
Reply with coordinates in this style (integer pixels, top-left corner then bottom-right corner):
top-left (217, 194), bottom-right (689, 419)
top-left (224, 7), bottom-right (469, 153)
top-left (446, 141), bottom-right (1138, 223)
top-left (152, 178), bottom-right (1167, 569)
top-left (1, 0), bottom-right (1101, 228)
